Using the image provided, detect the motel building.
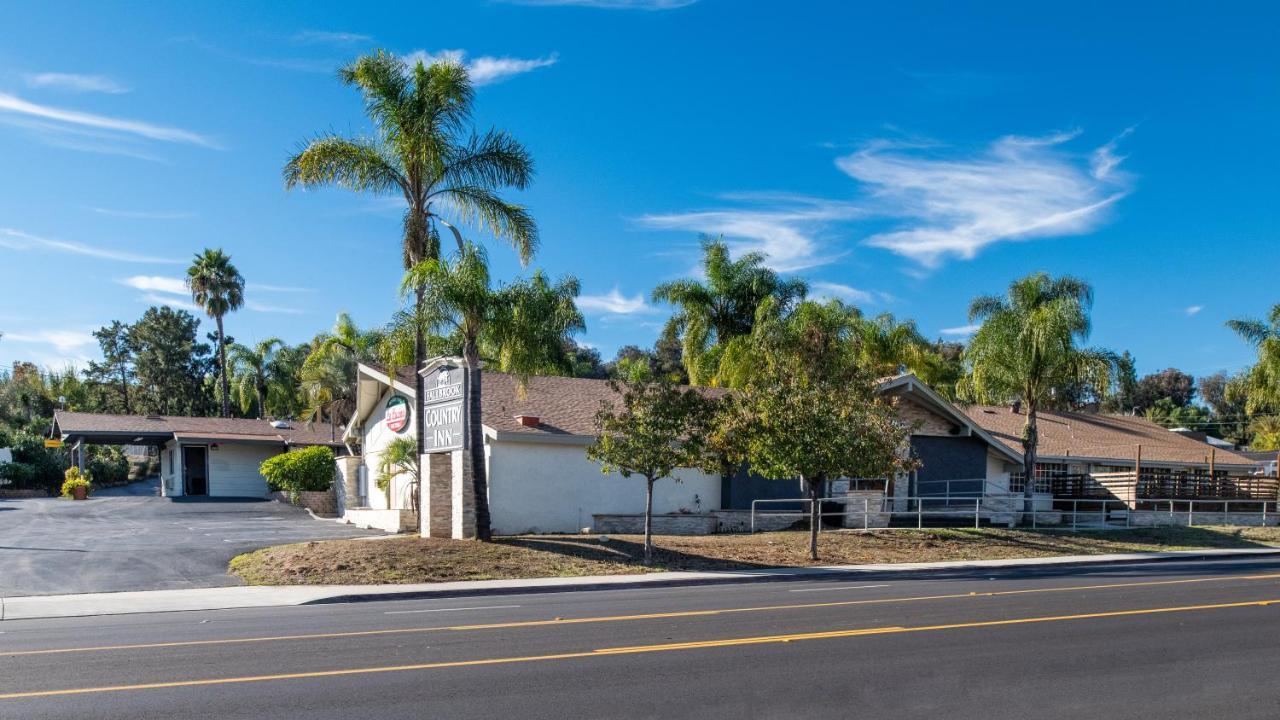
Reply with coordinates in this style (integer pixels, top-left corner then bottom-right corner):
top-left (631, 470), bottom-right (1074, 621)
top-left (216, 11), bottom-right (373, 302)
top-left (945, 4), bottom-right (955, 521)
top-left (337, 360), bottom-right (1026, 537)
top-left (51, 412), bottom-right (345, 498)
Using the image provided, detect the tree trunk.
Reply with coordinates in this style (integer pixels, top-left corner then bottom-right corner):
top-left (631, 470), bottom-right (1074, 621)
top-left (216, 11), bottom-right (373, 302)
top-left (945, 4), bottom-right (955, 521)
top-left (216, 315), bottom-right (230, 418)
top-left (805, 474), bottom-right (820, 561)
top-left (643, 476), bottom-right (655, 566)
top-left (119, 363), bottom-right (131, 415)
top-left (464, 339), bottom-right (492, 541)
top-left (1021, 401), bottom-right (1039, 520)
top-left (414, 284), bottom-right (426, 526)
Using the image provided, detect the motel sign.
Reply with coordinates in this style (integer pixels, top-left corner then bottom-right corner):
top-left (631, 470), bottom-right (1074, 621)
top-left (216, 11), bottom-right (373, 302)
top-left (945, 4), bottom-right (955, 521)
top-left (421, 363), bottom-right (466, 452)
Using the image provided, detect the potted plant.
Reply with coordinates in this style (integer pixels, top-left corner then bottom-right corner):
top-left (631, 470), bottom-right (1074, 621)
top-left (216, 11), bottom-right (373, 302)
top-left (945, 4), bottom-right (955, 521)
top-left (61, 467), bottom-right (92, 500)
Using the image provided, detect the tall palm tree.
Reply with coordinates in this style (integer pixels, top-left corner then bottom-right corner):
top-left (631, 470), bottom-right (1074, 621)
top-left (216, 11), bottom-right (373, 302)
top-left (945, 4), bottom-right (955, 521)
top-left (187, 248), bottom-right (245, 418)
top-left (284, 50), bottom-right (537, 510)
top-left (958, 272), bottom-right (1117, 512)
top-left (230, 338), bottom-right (283, 418)
top-left (401, 244), bottom-right (583, 539)
top-left (1227, 303), bottom-right (1280, 414)
top-left (651, 235), bottom-right (807, 385)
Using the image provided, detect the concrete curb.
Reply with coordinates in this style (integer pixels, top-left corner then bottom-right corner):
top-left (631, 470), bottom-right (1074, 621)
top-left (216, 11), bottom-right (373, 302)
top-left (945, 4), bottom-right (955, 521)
top-left (4, 547), bottom-right (1280, 621)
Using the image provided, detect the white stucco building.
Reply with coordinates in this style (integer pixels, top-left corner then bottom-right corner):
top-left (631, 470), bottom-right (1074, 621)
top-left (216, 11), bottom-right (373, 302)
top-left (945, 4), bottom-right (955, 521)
top-left (53, 412), bottom-right (344, 498)
top-left (340, 363), bottom-right (721, 536)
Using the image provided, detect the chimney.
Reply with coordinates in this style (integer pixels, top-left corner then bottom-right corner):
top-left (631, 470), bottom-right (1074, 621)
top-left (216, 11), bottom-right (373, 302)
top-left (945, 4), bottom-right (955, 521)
top-left (1010, 400), bottom-right (1022, 414)
top-left (514, 415), bottom-right (540, 428)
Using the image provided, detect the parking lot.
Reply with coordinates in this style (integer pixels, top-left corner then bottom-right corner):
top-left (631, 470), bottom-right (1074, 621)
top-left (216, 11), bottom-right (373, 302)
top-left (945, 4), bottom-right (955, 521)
top-left (0, 480), bottom-right (385, 596)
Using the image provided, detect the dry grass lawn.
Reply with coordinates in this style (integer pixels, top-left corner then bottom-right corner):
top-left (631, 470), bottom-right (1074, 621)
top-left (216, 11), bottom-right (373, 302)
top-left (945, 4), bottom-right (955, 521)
top-left (228, 525), bottom-right (1280, 586)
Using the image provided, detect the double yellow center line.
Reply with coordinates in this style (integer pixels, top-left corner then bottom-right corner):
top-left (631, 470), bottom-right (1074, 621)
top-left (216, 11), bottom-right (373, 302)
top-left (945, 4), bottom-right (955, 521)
top-left (5, 572), bottom-right (1280, 658)
top-left (2, 597), bottom-right (1276, 700)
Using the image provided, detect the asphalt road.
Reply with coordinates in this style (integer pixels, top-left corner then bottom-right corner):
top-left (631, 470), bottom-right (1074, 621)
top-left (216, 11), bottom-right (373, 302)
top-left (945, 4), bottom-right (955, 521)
top-left (4, 557), bottom-right (1280, 719)
top-left (0, 479), bottom-right (383, 595)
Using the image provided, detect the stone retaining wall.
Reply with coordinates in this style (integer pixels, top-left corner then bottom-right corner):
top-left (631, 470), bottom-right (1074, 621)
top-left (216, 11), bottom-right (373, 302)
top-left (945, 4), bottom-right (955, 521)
top-left (0, 488), bottom-right (47, 498)
top-left (271, 488), bottom-right (338, 517)
top-left (592, 513), bottom-right (719, 535)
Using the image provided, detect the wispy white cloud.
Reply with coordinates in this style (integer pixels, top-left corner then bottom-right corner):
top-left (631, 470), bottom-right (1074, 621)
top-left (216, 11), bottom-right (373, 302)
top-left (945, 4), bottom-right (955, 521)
top-left (499, 0), bottom-right (696, 8)
top-left (4, 329), bottom-right (97, 354)
top-left (940, 324), bottom-right (981, 337)
top-left (638, 195), bottom-right (859, 273)
top-left (0, 227), bottom-right (180, 264)
top-left (0, 92), bottom-right (217, 148)
top-left (810, 281), bottom-right (874, 304)
top-left (25, 72), bottom-right (129, 94)
top-left (1185, 305), bottom-right (1204, 316)
top-left (140, 293), bottom-right (199, 312)
top-left (119, 275), bottom-right (188, 294)
top-left (838, 130), bottom-right (1132, 267)
top-left (246, 301), bottom-right (305, 315)
top-left (250, 283), bottom-right (315, 293)
top-left (291, 30), bottom-right (371, 45)
top-left (89, 207), bottom-right (192, 220)
top-left (578, 288), bottom-right (652, 315)
top-left (404, 49), bottom-right (557, 85)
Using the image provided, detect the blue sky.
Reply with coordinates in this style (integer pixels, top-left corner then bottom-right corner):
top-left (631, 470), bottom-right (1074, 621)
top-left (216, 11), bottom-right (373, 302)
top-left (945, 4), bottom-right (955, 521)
top-left (0, 0), bottom-right (1276, 380)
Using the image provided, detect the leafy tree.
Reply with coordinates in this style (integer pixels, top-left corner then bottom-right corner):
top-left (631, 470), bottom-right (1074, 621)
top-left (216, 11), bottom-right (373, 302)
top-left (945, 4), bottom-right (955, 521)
top-left (187, 248), bottom-right (245, 417)
top-left (401, 244), bottom-right (583, 540)
top-left (131, 306), bottom-right (213, 416)
top-left (564, 340), bottom-right (608, 379)
top-left (587, 376), bottom-right (714, 565)
top-left (1227, 304), bottom-right (1280, 414)
top-left (1133, 368), bottom-right (1196, 410)
top-left (265, 342), bottom-right (312, 420)
top-left (715, 299), bottom-right (916, 560)
top-left (1249, 417), bottom-right (1280, 451)
top-left (1144, 397), bottom-right (1211, 432)
top-left (1198, 371), bottom-right (1250, 444)
top-left (959, 273), bottom-right (1117, 513)
top-left (85, 321), bottom-right (134, 414)
top-left (230, 338), bottom-right (284, 418)
top-left (652, 236), bottom-right (807, 385)
top-left (285, 50), bottom-right (537, 503)
top-left (1100, 350), bottom-right (1139, 413)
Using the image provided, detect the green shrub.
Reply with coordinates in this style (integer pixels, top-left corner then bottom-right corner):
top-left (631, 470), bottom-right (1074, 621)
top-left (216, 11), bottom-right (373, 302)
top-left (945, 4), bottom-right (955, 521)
top-left (86, 446), bottom-right (129, 486)
top-left (61, 467), bottom-right (92, 498)
top-left (0, 461), bottom-right (36, 487)
top-left (7, 432), bottom-right (63, 492)
top-left (260, 446), bottom-right (335, 502)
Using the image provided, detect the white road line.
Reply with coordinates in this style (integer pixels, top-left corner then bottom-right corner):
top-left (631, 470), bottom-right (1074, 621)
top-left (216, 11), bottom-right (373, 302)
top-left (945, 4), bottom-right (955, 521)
top-left (787, 584), bottom-right (891, 593)
top-left (384, 605), bottom-right (522, 615)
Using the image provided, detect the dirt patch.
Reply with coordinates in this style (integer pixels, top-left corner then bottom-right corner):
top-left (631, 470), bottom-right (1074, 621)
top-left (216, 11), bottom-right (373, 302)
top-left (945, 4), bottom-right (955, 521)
top-left (229, 526), bottom-right (1280, 586)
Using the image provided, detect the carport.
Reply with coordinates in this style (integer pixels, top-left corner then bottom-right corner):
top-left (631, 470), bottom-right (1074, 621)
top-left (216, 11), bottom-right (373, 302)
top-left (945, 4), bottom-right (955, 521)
top-left (52, 411), bottom-right (345, 498)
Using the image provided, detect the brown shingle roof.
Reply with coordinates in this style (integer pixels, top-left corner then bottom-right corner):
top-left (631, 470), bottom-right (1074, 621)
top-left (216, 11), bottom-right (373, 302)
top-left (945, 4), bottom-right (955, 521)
top-left (960, 405), bottom-right (1258, 468)
top-left (54, 411), bottom-right (343, 446)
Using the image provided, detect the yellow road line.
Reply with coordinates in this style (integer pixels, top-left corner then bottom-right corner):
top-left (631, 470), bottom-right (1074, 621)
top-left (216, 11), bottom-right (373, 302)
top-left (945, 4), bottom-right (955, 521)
top-left (6, 571), bottom-right (1280, 658)
top-left (2, 597), bottom-right (1275, 701)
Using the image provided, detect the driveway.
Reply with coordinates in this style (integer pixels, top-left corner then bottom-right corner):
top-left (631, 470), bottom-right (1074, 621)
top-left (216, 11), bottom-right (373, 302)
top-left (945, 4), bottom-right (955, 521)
top-left (0, 479), bottom-right (386, 596)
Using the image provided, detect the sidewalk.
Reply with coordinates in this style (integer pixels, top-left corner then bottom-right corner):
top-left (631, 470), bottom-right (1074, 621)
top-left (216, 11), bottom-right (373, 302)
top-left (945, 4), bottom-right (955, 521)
top-left (5, 547), bottom-right (1280, 621)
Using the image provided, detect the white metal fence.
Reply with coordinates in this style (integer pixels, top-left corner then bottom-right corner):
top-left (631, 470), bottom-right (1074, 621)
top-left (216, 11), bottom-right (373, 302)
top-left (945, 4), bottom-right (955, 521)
top-left (748, 495), bottom-right (1280, 533)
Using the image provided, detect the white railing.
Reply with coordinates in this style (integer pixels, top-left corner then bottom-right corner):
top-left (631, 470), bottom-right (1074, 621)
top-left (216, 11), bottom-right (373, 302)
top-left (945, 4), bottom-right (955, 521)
top-left (748, 494), bottom-right (1280, 533)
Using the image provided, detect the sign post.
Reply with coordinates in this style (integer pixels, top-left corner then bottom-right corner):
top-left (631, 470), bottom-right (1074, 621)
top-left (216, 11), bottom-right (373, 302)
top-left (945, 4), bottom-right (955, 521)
top-left (421, 363), bottom-right (466, 453)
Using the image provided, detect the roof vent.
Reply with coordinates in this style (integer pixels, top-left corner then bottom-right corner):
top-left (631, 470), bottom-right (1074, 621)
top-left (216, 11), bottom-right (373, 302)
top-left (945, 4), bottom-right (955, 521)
top-left (514, 415), bottom-right (540, 428)
top-left (270, 420), bottom-right (292, 429)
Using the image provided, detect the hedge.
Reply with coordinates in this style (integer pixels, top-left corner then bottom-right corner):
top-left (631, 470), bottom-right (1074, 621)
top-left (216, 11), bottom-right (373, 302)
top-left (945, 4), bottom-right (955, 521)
top-left (260, 446), bottom-right (335, 501)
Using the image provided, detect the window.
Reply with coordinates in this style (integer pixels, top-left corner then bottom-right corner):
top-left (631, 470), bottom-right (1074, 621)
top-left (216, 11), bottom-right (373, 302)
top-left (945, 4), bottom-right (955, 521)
top-left (1010, 462), bottom-right (1069, 493)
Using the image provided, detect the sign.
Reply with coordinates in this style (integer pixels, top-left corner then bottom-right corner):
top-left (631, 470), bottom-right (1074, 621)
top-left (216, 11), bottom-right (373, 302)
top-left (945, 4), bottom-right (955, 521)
top-left (44, 439), bottom-right (63, 448)
top-left (422, 363), bottom-right (466, 452)
top-left (384, 395), bottom-right (410, 433)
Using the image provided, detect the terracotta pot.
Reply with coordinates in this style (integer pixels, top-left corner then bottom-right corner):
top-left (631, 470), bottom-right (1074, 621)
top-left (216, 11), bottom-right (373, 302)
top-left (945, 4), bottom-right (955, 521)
top-left (72, 486), bottom-right (88, 501)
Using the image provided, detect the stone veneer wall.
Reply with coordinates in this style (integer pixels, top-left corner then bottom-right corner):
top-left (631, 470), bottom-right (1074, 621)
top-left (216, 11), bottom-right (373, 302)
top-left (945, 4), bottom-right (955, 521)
top-left (271, 488), bottom-right (338, 517)
top-left (592, 513), bottom-right (719, 535)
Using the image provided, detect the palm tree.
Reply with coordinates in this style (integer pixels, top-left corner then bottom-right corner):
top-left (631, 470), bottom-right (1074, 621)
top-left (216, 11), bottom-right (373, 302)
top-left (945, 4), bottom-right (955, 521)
top-left (958, 272), bottom-right (1117, 512)
top-left (284, 51), bottom-right (537, 506)
top-left (401, 244), bottom-right (583, 539)
top-left (1227, 303), bottom-right (1280, 415)
top-left (651, 236), bottom-right (807, 385)
top-left (300, 313), bottom-right (385, 429)
top-left (230, 338), bottom-right (283, 418)
top-left (187, 248), bottom-right (245, 418)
